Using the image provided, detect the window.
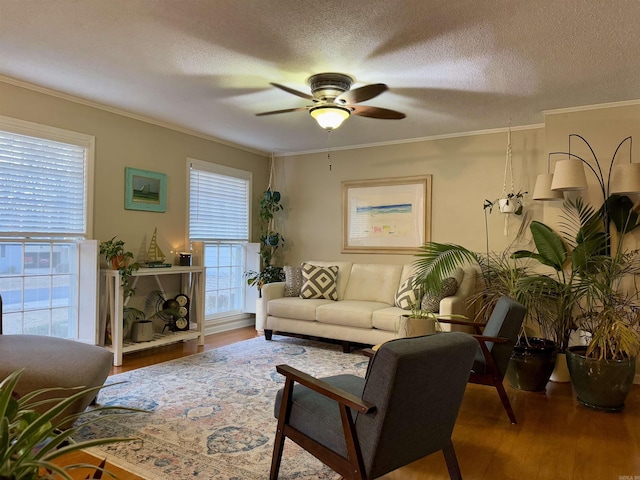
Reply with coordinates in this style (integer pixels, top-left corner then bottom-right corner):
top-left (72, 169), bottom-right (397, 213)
top-left (0, 116), bottom-right (96, 341)
top-left (188, 159), bottom-right (251, 319)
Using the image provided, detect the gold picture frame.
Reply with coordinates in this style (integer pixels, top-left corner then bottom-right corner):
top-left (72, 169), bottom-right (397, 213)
top-left (342, 175), bottom-right (432, 254)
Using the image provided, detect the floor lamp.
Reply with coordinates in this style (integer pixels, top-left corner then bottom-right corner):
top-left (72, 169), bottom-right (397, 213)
top-left (531, 134), bottom-right (638, 239)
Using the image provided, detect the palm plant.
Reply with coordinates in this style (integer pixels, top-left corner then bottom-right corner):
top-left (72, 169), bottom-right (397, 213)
top-left (0, 369), bottom-right (144, 480)
top-left (512, 197), bottom-right (640, 357)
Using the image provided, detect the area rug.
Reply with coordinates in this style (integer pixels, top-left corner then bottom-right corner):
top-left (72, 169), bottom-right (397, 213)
top-left (75, 336), bottom-right (369, 479)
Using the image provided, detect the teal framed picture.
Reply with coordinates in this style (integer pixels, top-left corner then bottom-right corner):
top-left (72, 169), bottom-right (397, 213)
top-left (124, 167), bottom-right (167, 212)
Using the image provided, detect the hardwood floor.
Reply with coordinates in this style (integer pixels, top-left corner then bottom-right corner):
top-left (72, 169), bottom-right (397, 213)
top-left (59, 327), bottom-right (640, 479)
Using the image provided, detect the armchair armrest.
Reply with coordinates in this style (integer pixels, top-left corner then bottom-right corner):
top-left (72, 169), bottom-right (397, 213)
top-left (437, 317), bottom-right (486, 335)
top-left (276, 364), bottom-right (375, 414)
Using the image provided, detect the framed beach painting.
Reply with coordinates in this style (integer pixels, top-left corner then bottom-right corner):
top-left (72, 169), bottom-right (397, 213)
top-left (124, 167), bottom-right (167, 212)
top-left (342, 175), bottom-right (432, 254)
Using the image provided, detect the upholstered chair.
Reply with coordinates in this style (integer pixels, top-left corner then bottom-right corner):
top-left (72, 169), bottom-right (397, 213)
top-left (270, 332), bottom-right (478, 480)
top-left (436, 296), bottom-right (526, 423)
top-left (0, 294), bottom-right (113, 425)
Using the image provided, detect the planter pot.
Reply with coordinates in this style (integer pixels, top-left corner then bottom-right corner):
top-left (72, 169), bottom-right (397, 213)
top-left (566, 346), bottom-right (636, 412)
top-left (506, 338), bottom-right (558, 391)
top-left (498, 198), bottom-right (517, 213)
top-left (131, 321), bottom-right (155, 342)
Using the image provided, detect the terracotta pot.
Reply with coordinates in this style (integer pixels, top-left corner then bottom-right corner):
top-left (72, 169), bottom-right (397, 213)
top-left (110, 255), bottom-right (129, 270)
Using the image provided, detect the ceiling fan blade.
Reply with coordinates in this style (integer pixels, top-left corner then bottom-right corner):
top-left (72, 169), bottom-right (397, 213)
top-left (270, 83), bottom-right (314, 101)
top-left (350, 105), bottom-right (406, 119)
top-left (338, 83), bottom-right (388, 104)
top-left (256, 107), bottom-right (308, 116)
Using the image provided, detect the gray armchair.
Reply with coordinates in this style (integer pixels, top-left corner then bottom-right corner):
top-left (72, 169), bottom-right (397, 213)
top-left (0, 294), bottom-right (113, 426)
top-left (436, 296), bottom-right (526, 424)
top-left (270, 332), bottom-right (478, 480)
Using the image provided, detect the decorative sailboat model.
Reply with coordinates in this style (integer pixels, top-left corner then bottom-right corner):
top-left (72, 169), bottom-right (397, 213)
top-left (145, 228), bottom-right (171, 267)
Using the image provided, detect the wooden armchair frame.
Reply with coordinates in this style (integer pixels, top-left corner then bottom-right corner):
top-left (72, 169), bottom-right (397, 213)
top-left (436, 317), bottom-right (517, 424)
top-left (271, 364), bottom-right (376, 480)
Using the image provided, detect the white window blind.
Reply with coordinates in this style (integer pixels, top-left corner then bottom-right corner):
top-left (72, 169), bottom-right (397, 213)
top-left (0, 130), bottom-right (87, 237)
top-left (189, 160), bottom-right (250, 241)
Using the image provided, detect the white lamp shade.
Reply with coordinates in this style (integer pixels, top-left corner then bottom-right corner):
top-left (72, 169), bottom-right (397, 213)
top-left (551, 158), bottom-right (588, 191)
top-left (532, 173), bottom-right (564, 200)
top-left (610, 163), bottom-right (640, 194)
top-left (310, 106), bottom-right (350, 130)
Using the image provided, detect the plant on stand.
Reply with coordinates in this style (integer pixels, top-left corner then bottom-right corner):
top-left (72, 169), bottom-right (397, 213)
top-left (99, 236), bottom-right (140, 300)
top-left (99, 236), bottom-right (140, 341)
top-left (245, 155), bottom-right (286, 294)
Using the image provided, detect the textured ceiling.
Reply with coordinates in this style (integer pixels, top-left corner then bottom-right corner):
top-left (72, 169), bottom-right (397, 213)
top-left (1, 0), bottom-right (640, 154)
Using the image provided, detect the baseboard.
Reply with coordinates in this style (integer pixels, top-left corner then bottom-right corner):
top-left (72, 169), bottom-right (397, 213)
top-left (204, 314), bottom-right (255, 336)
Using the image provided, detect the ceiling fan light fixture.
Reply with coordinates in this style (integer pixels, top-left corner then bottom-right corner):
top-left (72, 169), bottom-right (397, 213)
top-left (310, 105), bottom-right (351, 130)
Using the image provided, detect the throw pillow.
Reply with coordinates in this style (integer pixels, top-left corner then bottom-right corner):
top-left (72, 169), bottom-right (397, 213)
top-left (283, 266), bottom-right (303, 297)
top-left (299, 263), bottom-right (339, 300)
top-left (394, 276), bottom-right (421, 310)
top-left (421, 277), bottom-right (459, 313)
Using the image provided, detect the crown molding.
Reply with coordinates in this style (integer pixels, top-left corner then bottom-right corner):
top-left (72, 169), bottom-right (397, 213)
top-left (0, 74), bottom-right (268, 157)
top-left (277, 123), bottom-right (546, 157)
top-left (544, 98), bottom-right (640, 116)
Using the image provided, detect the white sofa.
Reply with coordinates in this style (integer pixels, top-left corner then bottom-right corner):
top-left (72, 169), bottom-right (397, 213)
top-left (256, 261), bottom-right (477, 351)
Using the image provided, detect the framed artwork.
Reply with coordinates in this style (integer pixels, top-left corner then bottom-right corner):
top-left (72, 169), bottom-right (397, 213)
top-left (342, 175), bottom-right (432, 254)
top-left (124, 167), bottom-right (167, 212)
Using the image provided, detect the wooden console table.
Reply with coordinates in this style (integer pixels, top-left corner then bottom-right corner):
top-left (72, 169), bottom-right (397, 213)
top-left (100, 266), bottom-right (205, 366)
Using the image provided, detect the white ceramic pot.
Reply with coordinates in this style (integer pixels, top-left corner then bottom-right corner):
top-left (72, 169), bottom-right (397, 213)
top-left (498, 198), bottom-right (517, 213)
top-left (550, 352), bottom-right (571, 383)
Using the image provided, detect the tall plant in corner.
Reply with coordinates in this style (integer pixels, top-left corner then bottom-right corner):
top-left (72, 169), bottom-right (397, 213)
top-left (245, 154), bottom-right (285, 292)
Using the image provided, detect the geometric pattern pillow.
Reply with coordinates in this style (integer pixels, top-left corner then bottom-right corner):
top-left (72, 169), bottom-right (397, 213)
top-left (299, 263), bottom-right (339, 300)
top-left (283, 266), bottom-right (303, 297)
top-left (394, 276), bottom-right (421, 310)
top-left (421, 277), bottom-right (459, 313)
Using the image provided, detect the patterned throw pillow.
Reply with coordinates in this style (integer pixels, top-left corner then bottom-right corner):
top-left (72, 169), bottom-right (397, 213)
top-left (283, 266), bottom-right (303, 297)
top-left (394, 276), bottom-right (422, 310)
top-left (421, 277), bottom-right (459, 313)
top-left (299, 263), bottom-right (339, 300)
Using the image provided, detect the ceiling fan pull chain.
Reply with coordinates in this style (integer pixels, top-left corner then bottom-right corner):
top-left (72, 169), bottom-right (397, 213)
top-left (327, 130), bottom-right (333, 171)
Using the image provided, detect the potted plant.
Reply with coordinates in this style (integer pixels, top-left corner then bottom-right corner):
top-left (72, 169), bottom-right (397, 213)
top-left (413, 223), bottom-right (560, 392)
top-left (0, 369), bottom-right (143, 479)
top-left (511, 196), bottom-right (640, 407)
top-left (245, 187), bottom-right (286, 294)
top-left (99, 236), bottom-right (140, 300)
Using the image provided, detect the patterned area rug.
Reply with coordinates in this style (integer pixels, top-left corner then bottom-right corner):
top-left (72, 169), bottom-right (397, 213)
top-left (75, 336), bottom-right (369, 479)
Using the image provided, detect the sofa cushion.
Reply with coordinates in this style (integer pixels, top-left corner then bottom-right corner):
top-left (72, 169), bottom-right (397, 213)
top-left (316, 301), bottom-right (390, 329)
top-left (268, 297), bottom-right (334, 321)
top-left (394, 276), bottom-right (422, 310)
top-left (343, 263), bottom-right (403, 304)
top-left (300, 263), bottom-right (339, 300)
top-left (305, 261), bottom-right (353, 300)
top-left (283, 266), bottom-right (303, 297)
top-left (421, 275), bottom-right (460, 312)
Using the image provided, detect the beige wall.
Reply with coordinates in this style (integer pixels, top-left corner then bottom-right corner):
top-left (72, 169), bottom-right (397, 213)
top-left (0, 81), bottom-right (269, 261)
top-left (276, 127), bottom-right (547, 266)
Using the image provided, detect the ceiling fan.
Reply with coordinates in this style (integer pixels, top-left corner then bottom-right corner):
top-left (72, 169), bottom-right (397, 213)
top-left (256, 72), bottom-right (406, 130)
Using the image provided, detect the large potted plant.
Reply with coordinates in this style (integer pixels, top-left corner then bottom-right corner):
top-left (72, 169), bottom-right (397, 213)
top-left (245, 187), bottom-right (286, 294)
top-left (413, 239), bottom-right (559, 392)
top-left (0, 369), bottom-right (142, 479)
top-left (512, 197), bottom-right (640, 408)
